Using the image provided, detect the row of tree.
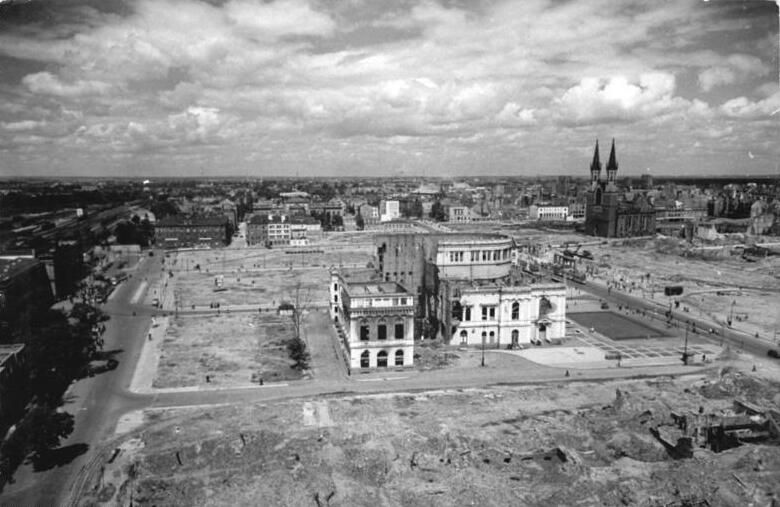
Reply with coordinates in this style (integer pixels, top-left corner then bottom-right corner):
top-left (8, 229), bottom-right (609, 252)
top-left (0, 302), bottom-right (108, 488)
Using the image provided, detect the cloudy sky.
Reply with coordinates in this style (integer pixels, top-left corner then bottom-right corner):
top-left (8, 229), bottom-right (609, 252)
top-left (0, 0), bottom-right (778, 178)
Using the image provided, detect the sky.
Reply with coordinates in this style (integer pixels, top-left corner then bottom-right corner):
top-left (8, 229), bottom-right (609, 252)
top-left (0, 0), bottom-right (778, 178)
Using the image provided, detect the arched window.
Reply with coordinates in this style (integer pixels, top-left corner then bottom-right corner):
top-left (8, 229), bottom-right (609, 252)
top-left (511, 301), bottom-right (520, 320)
top-left (595, 187), bottom-right (602, 205)
top-left (377, 350), bottom-right (388, 368)
top-left (489, 331), bottom-right (495, 343)
top-left (360, 350), bottom-right (370, 368)
top-left (459, 329), bottom-right (468, 344)
top-left (395, 349), bottom-right (404, 366)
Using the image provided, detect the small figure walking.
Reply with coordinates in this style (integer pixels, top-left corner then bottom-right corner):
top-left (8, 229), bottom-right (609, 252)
top-left (206, 375), bottom-right (211, 383)
top-left (565, 370), bottom-right (570, 377)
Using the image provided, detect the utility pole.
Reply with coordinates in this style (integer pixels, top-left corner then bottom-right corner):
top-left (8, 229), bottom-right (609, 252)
top-left (683, 320), bottom-right (689, 364)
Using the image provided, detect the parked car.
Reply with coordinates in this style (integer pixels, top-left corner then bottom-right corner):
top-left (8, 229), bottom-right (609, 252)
top-left (767, 349), bottom-right (779, 359)
top-left (600, 302), bottom-right (609, 310)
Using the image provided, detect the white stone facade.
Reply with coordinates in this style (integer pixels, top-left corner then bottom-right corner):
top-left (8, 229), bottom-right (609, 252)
top-left (451, 284), bottom-right (566, 347)
top-left (330, 272), bottom-right (415, 370)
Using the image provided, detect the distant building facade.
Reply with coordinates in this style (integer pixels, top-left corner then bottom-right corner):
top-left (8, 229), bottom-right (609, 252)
top-left (0, 256), bottom-right (54, 342)
top-left (584, 140), bottom-right (656, 238)
top-left (154, 214), bottom-right (230, 249)
top-left (529, 205), bottom-right (568, 221)
top-left (379, 200), bottom-right (401, 222)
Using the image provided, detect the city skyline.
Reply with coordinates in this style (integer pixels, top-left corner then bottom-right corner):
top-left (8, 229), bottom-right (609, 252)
top-left (0, 0), bottom-right (778, 178)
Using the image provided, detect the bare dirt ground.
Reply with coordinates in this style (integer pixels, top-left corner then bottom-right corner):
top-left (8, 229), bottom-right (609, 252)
top-left (172, 268), bottom-right (330, 308)
top-left (84, 355), bottom-right (780, 506)
top-left (154, 313), bottom-right (301, 388)
top-left (162, 244), bottom-right (374, 309)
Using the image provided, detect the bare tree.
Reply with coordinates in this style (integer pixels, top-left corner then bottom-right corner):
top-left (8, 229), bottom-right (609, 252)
top-left (284, 279), bottom-right (312, 370)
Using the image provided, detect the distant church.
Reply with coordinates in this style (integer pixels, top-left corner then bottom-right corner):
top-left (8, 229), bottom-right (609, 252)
top-left (584, 139), bottom-right (655, 238)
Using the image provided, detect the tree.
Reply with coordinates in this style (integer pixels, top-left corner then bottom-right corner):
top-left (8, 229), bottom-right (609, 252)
top-left (22, 405), bottom-right (74, 460)
top-left (286, 281), bottom-right (312, 370)
top-left (355, 212), bottom-right (365, 231)
top-left (430, 200), bottom-right (446, 221)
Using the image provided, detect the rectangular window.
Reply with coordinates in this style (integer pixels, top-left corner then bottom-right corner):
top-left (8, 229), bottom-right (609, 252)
top-left (471, 251), bottom-right (479, 262)
top-left (360, 325), bottom-right (369, 341)
top-left (482, 251), bottom-right (489, 261)
top-left (378, 324), bottom-right (387, 340)
top-left (482, 306), bottom-right (488, 320)
top-left (493, 250), bottom-right (499, 261)
top-left (464, 306), bottom-right (471, 321)
top-left (395, 323), bottom-right (404, 339)
top-left (489, 307), bottom-right (496, 319)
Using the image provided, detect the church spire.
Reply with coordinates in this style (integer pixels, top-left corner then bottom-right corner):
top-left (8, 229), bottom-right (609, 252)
top-left (590, 140), bottom-right (601, 185)
top-left (606, 138), bottom-right (618, 182)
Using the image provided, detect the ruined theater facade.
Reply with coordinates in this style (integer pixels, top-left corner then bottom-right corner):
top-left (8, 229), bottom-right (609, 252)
top-left (374, 232), bottom-right (567, 346)
top-left (446, 283), bottom-right (566, 348)
top-left (330, 274), bottom-right (415, 370)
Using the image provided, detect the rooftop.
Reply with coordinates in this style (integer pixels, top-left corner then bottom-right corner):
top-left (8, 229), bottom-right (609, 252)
top-left (0, 257), bottom-right (39, 284)
top-left (156, 214), bottom-right (227, 227)
top-left (0, 343), bottom-right (24, 365)
top-left (345, 281), bottom-right (409, 296)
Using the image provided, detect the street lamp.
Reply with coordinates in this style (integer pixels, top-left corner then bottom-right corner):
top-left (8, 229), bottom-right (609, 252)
top-left (481, 334), bottom-right (486, 367)
top-left (682, 320), bottom-right (690, 365)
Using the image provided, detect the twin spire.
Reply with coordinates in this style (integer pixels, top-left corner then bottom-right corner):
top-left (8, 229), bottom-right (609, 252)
top-left (590, 139), bottom-right (618, 182)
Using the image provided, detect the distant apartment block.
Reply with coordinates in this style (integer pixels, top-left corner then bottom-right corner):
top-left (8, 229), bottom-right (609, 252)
top-left (0, 256), bottom-right (54, 341)
top-left (310, 200), bottom-right (345, 219)
top-left (247, 214), bottom-right (321, 247)
top-left (379, 200), bottom-right (401, 222)
top-left (358, 204), bottom-right (380, 226)
top-left (529, 205), bottom-right (568, 221)
top-left (154, 214), bottom-right (230, 249)
top-left (448, 206), bottom-right (471, 223)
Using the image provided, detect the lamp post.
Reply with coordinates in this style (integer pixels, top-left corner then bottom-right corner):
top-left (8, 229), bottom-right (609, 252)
top-left (683, 320), bottom-right (690, 365)
top-left (481, 334), bottom-right (486, 367)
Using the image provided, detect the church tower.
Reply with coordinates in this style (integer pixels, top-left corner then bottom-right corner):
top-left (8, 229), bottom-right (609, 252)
top-left (589, 140), bottom-right (601, 189)
top-left (606, 138), bottom-right (618, 185)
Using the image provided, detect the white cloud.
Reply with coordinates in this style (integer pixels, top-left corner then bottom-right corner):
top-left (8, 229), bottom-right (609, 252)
top-left (720, 91), bottom-right (780, 119)
top-left (224, 0), bottom-right (335, 39)
top-left (698, 54), bottom-right (768, 92)
top-left (22, 72), bottom-right (111, 97)
top-left (555, 73), bottom-right (683, 124)
top-left (1, 120), bottom-right (46, 132)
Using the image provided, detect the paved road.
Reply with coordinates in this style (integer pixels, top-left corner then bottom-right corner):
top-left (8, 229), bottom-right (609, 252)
top-left (1, 253), bottom-right (165, 506)
top-left (578, 277), bottom-right (777, 359)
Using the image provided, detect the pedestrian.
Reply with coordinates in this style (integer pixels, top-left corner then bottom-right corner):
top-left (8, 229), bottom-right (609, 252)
top-left (565, 369), bottom-right (570, 377)
top-left (206, 375), bottom-right (211, 383)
